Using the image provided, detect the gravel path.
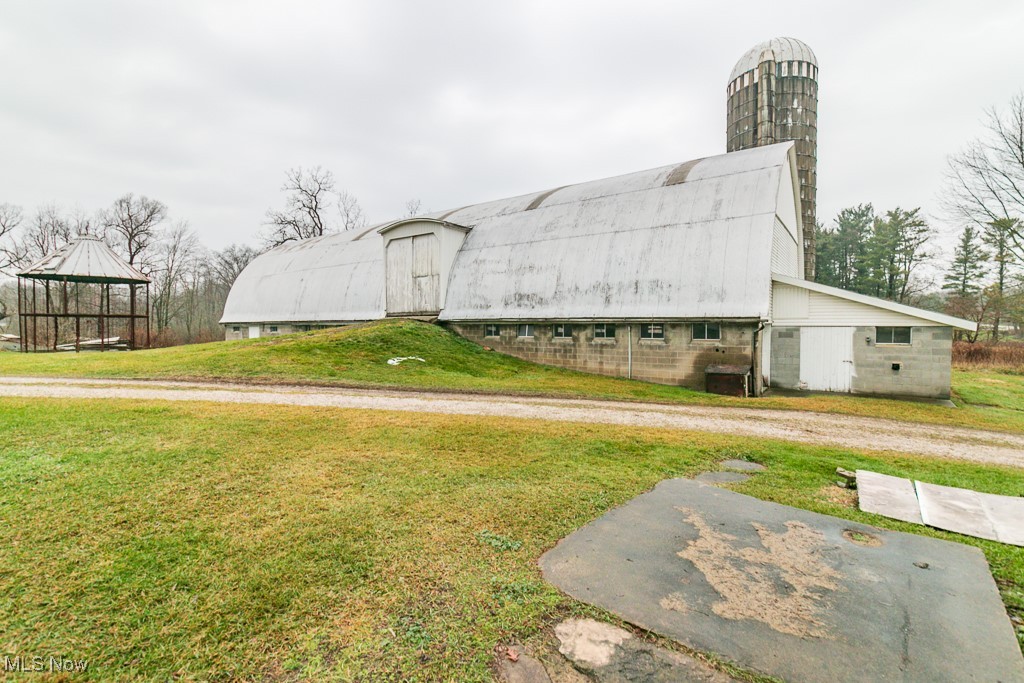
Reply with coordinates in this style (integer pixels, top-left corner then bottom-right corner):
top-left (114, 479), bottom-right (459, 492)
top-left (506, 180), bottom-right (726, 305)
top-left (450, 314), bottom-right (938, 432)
top-left (1, 376), bottom-right (1022, 467)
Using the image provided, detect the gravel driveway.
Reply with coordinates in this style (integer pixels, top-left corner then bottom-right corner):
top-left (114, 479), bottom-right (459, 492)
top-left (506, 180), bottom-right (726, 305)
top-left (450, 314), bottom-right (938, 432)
top-left (1, 376), bottom-right (1022, 467)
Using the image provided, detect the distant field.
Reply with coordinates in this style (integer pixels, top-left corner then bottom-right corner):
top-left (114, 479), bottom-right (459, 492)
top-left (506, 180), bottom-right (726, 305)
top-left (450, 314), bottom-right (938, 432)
top-left (0, 398), bottom-right (1021, 680)
top-left (1, 319), bottom-right (1022, 434)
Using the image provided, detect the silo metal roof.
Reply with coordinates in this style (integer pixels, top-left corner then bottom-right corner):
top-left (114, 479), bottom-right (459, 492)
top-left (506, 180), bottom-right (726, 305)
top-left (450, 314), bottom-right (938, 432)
top-left (18, 237), bottom-right (150, 284)
top-left (729, 37), bottom-right (817, 82)
top-left (220, 142), bottom-right (799, 325)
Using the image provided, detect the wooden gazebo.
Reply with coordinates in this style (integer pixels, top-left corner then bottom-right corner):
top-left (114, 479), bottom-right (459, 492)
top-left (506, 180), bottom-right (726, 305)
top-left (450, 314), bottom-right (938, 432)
top-left (17, 237), bottom-right (151, 352)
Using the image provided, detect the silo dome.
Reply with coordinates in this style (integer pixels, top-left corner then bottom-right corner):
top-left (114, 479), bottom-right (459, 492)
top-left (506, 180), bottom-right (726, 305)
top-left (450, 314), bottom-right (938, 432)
top-left (728, 37), bottom-right (817, 83)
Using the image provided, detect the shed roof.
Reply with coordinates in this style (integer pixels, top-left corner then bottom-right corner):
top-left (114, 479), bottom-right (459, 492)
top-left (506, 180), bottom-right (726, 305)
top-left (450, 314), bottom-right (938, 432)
top-left (772, 274), bottom-right (977, 331)
top-left (18, 237), bottom-right (150, 284)
top-left (221, 143), bottom-right (799, 324)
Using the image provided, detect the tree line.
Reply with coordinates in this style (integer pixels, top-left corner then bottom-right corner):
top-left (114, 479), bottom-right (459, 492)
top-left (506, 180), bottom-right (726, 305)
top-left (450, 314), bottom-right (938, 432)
top-left (815, 93), bottom-right (1024, 342)
top-left (0, 167), bottom-right (421, 346)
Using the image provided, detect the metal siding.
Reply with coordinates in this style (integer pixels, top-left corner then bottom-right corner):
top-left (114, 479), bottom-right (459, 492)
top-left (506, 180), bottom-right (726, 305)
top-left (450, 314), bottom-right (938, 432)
top-left (774, 288), bottom-right (946, 327)
top-left (773, 282), bottom-right (809, 318)
top-left (800, 327), bottom-right (854, 391)
top-left (771, 217), bottom-right (799, 276)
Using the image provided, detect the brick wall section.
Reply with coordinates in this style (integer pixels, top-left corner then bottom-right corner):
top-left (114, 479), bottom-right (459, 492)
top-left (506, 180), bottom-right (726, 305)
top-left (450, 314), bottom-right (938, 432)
top-left (852, 326), bottom-right (952, 399)
top-left (448, 322), bottom-right (756, 390)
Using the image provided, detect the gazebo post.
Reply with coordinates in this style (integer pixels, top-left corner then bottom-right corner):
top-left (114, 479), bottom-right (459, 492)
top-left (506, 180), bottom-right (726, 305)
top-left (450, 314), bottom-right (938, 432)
top-left (75, 282), bottom-right (81, 353)
top-left (129, 282), bottom-right (136, 350)
top-left (99, 285), bottom-right (105, 353)
top-left (31, 279), bottom-right (38, 352)
top-left (146, 283), bottom-right (151, 349)
top-left (17, 277), bottom-right (24, 352)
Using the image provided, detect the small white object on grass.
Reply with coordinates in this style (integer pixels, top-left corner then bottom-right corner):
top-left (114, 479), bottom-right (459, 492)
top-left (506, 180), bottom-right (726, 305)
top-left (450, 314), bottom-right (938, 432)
top-left (387, 356), bottom-right (426, 366)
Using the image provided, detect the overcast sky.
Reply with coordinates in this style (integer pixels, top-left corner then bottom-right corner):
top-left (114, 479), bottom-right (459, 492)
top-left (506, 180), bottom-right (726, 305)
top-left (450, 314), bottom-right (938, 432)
top-left (1, 0), bottom-right (1022, 261)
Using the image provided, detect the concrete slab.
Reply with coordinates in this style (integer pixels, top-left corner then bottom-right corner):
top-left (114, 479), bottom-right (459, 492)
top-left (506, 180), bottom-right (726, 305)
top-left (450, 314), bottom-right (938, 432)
top-left (856, 470), bottom-right (924, 524)
top-left (540, 478), bottom-right (1024, 683)
top-left (554, 619), bottom-right (737, 682)
top-left (695, 472), bottom-right (750, 485)
top-left (916, 481), bottom-right (1024, 547)
top-left (719, 459), bottom-right (766, 472)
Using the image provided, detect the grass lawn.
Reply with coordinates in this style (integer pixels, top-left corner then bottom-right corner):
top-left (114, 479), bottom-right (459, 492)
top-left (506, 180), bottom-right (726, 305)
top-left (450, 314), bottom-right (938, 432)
top-left (1, 398), bottom-right (1022, 681)
top-left (1, 319), bottom-right (1023, 435)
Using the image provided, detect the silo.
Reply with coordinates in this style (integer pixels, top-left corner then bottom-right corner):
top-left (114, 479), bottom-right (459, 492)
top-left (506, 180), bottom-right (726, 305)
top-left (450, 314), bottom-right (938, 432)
top-left (727, 37), bottom-right (818, 279)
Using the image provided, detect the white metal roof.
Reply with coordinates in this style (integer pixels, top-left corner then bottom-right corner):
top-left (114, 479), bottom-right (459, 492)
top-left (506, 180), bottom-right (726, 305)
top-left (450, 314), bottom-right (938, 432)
top-left (221, 143), bottom-right (800, 324)
top-left (772, 274), bottom-right (977, 331)
top-left (18, 237), bottom-right (150, 284)
top-left (729, 37), bottom-right (817, 83)
top-left (220, 232), bottom-right (383, 324)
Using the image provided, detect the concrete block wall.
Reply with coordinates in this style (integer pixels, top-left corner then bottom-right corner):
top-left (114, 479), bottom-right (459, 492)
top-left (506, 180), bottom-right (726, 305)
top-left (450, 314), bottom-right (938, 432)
top-left (448, 322), bottom-right (756, 389)
top-left (770, 327), bottom-right (801, 389)
top-left (852, 326), bottom-right (952, 399)
top-left (770, 325), bottom-right (953, 399)
top-left (224, 323), bottom-right (301, 340)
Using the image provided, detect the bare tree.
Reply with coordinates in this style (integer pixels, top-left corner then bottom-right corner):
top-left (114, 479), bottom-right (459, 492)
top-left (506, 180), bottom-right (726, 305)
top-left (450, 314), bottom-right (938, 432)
top-left (212, 243), bottom-right (261, 290)
top-left (0, 203), bottom-right (24, 273)
top-left (945, 93), bottom-right (1024, 263)
top-left (264, 166), bottom-right (338, 246)
top-left (151, 222), bottom-right (199, 331)
top-left (338, 190), bottom-right (366, 232)
top-left (404, 198), bottom-right (423, 218)
top-left (102, 193), bottom-right (168, 267)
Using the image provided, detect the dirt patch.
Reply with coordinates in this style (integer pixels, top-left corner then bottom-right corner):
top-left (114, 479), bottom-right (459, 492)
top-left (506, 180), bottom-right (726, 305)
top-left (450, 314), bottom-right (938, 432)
top-left (674, 507), bottom-right (844, 639)
top-left (842, 529), bottom-right (883, 547)
top-left (820, 484), bottom-right (858, 508)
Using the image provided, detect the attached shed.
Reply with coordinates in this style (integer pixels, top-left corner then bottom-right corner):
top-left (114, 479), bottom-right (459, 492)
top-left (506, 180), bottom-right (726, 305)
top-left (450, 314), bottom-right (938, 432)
top-left (767, 275), bottom-right (974, 398)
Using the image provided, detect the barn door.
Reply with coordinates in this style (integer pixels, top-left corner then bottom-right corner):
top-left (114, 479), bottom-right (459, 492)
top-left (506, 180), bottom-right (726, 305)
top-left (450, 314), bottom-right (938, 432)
top-left (799, 327), bottom-right (854, 392)
top-left (385, 234), bottom-right (440, 315)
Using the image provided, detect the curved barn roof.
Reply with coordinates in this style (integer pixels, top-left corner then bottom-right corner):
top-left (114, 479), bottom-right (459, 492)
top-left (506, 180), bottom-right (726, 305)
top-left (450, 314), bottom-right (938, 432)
top-left (729, 37), bottom-right (817, 82)
top-left (18, 237), bottom-right (150, 284)
top-left (221, 142), bottom-right (799, 324)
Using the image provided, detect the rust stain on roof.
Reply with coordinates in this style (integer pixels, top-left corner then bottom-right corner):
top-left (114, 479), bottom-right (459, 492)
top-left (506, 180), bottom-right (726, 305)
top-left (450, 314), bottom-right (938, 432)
top-left (663, 158), bottom-right (706, 186)
top-left (525, 186), bottom-right (568, 210)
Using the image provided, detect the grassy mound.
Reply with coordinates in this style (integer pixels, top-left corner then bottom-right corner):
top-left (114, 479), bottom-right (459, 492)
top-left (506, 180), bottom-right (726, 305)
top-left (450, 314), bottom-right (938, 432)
top-left (0, 319), bottom-right (706, 401)
top-left (2, 319), bottom-right (1023, 434)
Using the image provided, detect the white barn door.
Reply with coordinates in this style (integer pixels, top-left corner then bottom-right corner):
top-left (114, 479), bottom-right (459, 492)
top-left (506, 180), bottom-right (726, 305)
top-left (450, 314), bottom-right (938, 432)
top-left (386, 234), bottom-right (440, 315)
top-left (799, 327), bottom-right (854, 392)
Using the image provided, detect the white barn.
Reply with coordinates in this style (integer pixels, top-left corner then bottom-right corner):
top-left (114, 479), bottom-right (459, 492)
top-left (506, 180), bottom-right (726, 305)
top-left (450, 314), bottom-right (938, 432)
top-left (222, 143), bottom-right (974, 398)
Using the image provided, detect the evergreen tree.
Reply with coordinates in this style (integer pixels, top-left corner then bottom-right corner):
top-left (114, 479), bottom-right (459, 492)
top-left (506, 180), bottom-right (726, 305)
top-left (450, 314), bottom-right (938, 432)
top-left (942, 225), bottom-right (988, 296)
top-left (863, 208), bottom-right (933, 303)
top-left (815, 204), bottom-right (874, 290)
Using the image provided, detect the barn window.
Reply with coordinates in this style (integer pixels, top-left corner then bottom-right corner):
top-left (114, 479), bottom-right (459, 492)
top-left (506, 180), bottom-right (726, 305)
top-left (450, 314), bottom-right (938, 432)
top-left (232, 326), bottom-right (240, 332)
top-left (554, 323), bottom-right (573, 339)
top-left (876, 327), bottom-right (911, 345)
top-left (484, 324), bottom-right (500, 338)
top-left (692, 322), bottom-right (721, 341)
top-left (269, 326), bottom-right (279, 334)
top-left (593, 323), bottom-right (616, 339)
top-left (517, 324), bottom-right (535, 338)
top-left (639, 323), bottom-right (665, 340)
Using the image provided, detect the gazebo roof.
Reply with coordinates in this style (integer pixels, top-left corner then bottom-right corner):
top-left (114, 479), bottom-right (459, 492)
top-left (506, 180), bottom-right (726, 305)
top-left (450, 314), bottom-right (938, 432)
top-left (18, 237), bottom-right (150, 284)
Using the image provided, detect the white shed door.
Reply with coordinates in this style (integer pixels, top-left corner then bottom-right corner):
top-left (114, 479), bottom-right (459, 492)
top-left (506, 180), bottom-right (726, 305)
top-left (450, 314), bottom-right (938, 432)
top-left (799, 327), bottom-right (854, 392)
top-left (248, 325), bottom-right (261, 339)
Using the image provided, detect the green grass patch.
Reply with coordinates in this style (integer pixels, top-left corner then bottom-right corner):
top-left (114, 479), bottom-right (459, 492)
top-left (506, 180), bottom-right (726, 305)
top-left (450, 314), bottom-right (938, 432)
top-left (1, 319), bottom-right (1023, 434)
top-left (953, 370), bottom-right (1024, 411)
top-left (0, 398), bottom-right (1021, 680)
